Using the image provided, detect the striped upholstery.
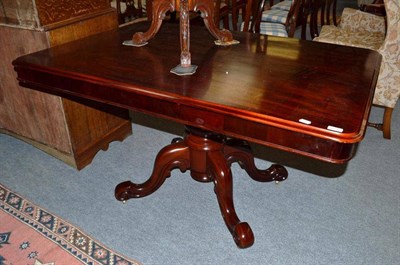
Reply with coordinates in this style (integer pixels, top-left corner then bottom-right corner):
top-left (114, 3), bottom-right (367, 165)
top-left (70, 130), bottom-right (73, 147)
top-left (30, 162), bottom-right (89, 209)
top-left (242, 0), bottom-right (302, 38)
top-left (271, 0), bottom-right (293, 11)
top-left (261, 9), bottom-right (288, 24)
top-left (259, 22), bottom-right (288, 37)
top-left (240, 21), bottom-right (288, 37)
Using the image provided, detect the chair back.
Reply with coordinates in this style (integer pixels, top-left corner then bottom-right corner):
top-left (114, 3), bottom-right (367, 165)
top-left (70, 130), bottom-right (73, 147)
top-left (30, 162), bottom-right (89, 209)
top-left (300, 0), bottom-right (338, 39)
top-left (241, 0), bottom-right (261, 32)
top-left (285, 0), bottom-right (305, 37)
top-left (115, 0), bottom-right (146, 24)
top-left (214, 0), bottom-right (230, 28)
top-left (242, 0), bottom-right (303, 35)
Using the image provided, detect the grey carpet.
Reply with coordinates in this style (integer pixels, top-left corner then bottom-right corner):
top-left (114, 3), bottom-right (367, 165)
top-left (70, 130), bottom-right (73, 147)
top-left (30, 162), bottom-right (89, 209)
top-left (1, 103), bottom-right (399, 265)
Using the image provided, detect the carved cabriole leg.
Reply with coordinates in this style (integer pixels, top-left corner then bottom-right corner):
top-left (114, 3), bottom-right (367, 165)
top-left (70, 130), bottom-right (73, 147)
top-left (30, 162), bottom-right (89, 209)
top-left (208, 148), bottom-right (255, 248)
top-left (127, 0), bottom-right (238, 50)
top-left (223, 138), bottom-right (288, 182)
top-left (194, 0), bottom-right (235, 44)
top-left (115, 141), bottom-right (190, 201)
top-left (131, 0), bottom-right (175, 45)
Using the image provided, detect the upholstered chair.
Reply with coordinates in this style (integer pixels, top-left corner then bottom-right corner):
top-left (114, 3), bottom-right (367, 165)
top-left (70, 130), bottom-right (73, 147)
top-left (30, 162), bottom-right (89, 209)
top-left (215, 0), bottom-right (247, 31)
top-left (242, 0), bottom-right (303, 37)
top-left (300, 0), bottom-right (338, 40)
top-left (270, 0), bottom-right (294, 11)
top-left (261, 0), bottom-right (294, 23)
top-left (261, 0), bottom-right (303, 37)
top-left (313, 0), bottom-right (400, 139)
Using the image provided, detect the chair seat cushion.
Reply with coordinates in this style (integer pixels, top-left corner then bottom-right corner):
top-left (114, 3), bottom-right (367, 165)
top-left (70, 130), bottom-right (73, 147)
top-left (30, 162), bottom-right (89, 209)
top-left (259, 22), bottom-right (288, 37)
top-left (261, 9), bottom-right (288, 24)
top-left (314, 25), bottom-right (385, 50)
top-left (271, 0), bottom-right (293, 11)
top-left (340, 8), bottom-right (386, 34)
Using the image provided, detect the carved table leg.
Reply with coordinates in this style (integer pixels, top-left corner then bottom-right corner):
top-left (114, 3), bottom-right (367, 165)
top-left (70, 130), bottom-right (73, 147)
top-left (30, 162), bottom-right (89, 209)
top-left (208, 148), bottom-right (255, 248)
top-left (115, 141), bottom-right (190, 201)
top-left (223, 138), bottom-right (288, 182)
top-left (123, 0), bottom-right (175, 47)
top-left (194, 0), bottom-right (238, 45)
top-left (124, 0), bottom-right (238, 48)
top-left (115, 126), bottom-right (288, 248)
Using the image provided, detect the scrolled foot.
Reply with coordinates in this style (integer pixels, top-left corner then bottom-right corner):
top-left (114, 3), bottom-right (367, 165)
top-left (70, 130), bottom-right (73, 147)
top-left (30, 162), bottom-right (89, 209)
top-left (195, 1), bottom-right (236, 45)
top-left (115, 181), bottom-right (138, 201)
top-left (132, 32), bottom-right (149, 46)
top-left (267, 164), bottom-right (288, 182)
top-left (232, 222), bottom-right (254, 248)
top-left (214, 38), bottom-right (240, 46)
top-left (114, 141), bottom-right (190, 202)
top-left (171, 137), bottom-right (183, 144)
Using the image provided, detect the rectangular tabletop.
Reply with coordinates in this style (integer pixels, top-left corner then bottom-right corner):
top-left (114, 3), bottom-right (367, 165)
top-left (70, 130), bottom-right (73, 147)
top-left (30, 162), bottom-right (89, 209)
top-left (13, 22), bottom-right (381, 163)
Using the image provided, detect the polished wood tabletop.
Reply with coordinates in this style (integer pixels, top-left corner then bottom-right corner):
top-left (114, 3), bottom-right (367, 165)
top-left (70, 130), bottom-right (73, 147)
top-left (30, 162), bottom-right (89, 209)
top-left (13, 22), bottom-right (380, 163)
top-left (13, 21), bottom-right (381, 248)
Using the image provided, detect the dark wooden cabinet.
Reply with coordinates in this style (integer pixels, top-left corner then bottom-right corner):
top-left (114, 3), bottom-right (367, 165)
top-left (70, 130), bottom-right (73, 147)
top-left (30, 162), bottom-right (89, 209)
top-left (0, 0), bottom-right (132, 169)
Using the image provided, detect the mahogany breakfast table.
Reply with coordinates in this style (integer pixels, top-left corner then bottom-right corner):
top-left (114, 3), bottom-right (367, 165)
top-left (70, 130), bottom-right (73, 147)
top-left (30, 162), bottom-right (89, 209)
top-left (13, 21), bottom-right (381, 249)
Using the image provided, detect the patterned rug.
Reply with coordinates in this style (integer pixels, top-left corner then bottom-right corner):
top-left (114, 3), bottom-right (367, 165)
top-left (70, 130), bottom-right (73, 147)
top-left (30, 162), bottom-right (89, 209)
top-left (0, 183), bottom-right (141, 265)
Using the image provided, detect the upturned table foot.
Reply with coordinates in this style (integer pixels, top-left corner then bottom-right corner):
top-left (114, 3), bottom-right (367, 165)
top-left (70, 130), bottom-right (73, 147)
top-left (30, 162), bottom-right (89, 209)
top-left (115, 141), bottom-right (190, 200)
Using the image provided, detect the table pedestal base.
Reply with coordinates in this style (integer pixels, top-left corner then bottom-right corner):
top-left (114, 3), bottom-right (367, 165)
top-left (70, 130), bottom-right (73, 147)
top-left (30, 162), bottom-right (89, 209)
top-left (115, 126), bottom-right (288, 248)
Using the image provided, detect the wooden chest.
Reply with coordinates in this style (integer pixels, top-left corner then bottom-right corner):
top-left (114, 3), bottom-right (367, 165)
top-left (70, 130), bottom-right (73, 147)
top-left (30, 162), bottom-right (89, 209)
top-left (0, 0), bottom-right (132, 169)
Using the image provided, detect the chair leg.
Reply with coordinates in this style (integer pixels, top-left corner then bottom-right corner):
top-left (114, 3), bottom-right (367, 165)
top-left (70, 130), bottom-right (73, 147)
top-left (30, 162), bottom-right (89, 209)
top-left (368, 106), bottom-right (393, 139)
top-left (382, 107), bottom-right (393, 139)
top-left (223, 15), bottom-right (230, 29)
